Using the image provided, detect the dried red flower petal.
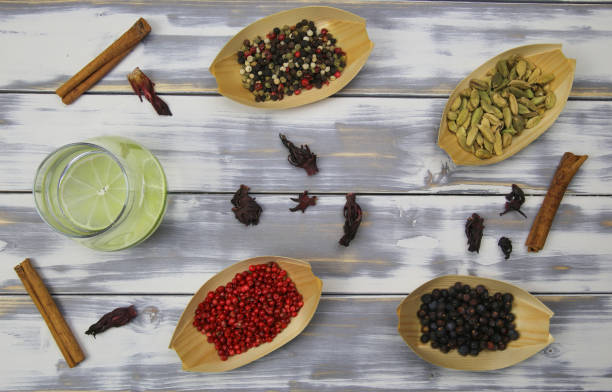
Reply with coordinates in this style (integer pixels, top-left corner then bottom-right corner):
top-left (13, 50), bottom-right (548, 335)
top-left (279, 133), bottom-right (319, 176)
top-left (231, 184), bottom-right (262, 226)
top-left (465, 213), bottom-right (485, 253)
top-left (339, 193), bottom-right (362, 247)
top-left (127, 67), bottom-right (172, 116)
top-left (289, 191), bottom-right (317, 213)
top-left (85, 305), bottom-right (137, 337)
top-left (500, 184), bottom-right (527, 218)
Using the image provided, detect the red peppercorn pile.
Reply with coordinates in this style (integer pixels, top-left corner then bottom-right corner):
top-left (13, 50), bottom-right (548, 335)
top-left (193, 262), bottom-right (304, 361)
top-left (237, 19), bottom-right (347, 102)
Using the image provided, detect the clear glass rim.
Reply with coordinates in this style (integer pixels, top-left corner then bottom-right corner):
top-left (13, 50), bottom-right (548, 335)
top-left (33, 142), bottom-right (130, 239)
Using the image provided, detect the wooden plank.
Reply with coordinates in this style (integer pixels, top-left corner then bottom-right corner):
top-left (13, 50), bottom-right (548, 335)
top-left (1, 1), bottom-right (612, 97)
top-left (0, 94), bottom-right (605, 194)
top-left (1, 193), bottom-right (611, 295)
top-left (0, 294), bottom-right (611, 391)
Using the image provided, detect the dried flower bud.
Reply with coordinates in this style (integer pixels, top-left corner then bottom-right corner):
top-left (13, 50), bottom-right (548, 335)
top-left (279, 133), bottom-right (318, 175)
top-left (85, 305), bottom-right (137, 337)
top-left (231, 185), bottom-right (262, 226)
top-left (289, 191), bottom-right (317, 213)
top-left (127, 67), bottom-right (172, 116)
top-left (339, 193), bottom-right (362, 247)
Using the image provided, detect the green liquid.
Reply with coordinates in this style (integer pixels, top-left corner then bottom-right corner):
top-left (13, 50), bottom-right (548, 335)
top-left (34, 136), bottom-right (167, 251)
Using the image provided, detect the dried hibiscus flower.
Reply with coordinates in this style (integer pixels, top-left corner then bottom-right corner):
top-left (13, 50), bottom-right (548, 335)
top-left (85, 305), bottom-right (137, 337)
top-left (465, 213), bottom-right (485, 253)
top-left (500, 184), bottom-right (526, 218)
top-left (339, 193), bottom-right (362, 247)
top-left (498, 237), bottom-right (512, 259)
top-left (279, 133), bottom-right (318, 175)
top-left (289, 191), bottom-right (317, 213)
top-left (231, 184), bottom-right (262, 226)
top-left (128, 67), bottom-right (172, 116)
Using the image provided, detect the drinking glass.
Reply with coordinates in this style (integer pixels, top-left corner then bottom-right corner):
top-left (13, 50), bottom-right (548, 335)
top-left (33, 136), bottom-right (167, 251)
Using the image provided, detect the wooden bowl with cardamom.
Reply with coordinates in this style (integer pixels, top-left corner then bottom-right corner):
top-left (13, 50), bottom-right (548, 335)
top-left (438, 44), bottom-right (576, 165)
top-left (169, 256), bottom-right (322, 372)
top-left (209, 6), bottom-right (374, 109)
top-left (397, 275), bottom-right (554, 371)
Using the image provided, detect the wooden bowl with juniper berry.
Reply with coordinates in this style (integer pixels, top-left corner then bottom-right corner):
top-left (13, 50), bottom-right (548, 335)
top-left (397, 275), bottom-right (554, 371)
top-left (209, 6), bottom-right (374, 109)
top-left (169, 256), bottom-right (323, 372)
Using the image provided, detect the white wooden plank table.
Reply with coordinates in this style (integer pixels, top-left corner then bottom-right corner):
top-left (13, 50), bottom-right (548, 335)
top-left (1, 1), bottom-right (612, 391)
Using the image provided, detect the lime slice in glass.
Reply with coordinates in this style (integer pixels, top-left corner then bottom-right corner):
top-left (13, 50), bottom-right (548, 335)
top-left (58, 152), bottom-right (127, 232)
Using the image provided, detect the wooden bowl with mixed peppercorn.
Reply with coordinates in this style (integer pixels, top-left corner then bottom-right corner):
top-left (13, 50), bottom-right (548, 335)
top-left (169, 256), bottom-right (322, 372)
top-left (209, 6), bottom-right (374, 109)
top-left (397, 275), bottom-right (554, 371)
top-left (438, 44), bottom-right (576, 165)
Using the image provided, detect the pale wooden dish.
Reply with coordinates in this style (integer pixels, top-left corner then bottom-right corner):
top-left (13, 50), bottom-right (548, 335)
top-left (438, 44), bottom-right (576, 165)
top-left (169, 256), bottom-right (323, 372)
top-left (397, 275), bottom-right (554, 371)
top-left (209, 6), bottom-right (374, 109)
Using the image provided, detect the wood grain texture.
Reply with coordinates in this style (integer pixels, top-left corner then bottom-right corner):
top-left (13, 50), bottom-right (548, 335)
top-left (1, 294), bottom-right (611, 391)
top-left (0, 94), bottom-right (605, 194)
top-left (1, 193), bottom-right (611, 295)
top-left (1, 1), bottom-right (612, 97)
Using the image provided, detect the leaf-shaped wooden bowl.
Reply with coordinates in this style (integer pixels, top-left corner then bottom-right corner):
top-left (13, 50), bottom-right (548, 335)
top-left (397, 275), bottom-right (554, 371)
top-left (169, 256), bottom-right (323, 372)
top-left (209, 6), bottom-right (374, 109)
top-left (438, 44), bottom-right (576, 165)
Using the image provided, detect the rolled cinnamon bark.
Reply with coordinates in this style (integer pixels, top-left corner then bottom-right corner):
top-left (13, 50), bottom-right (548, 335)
top-left (525, 152), bottom-right (588, 252)
top-left (14, 259), bottom-right (85, 368)
top-left (56, 17), bottom-right (151, 104)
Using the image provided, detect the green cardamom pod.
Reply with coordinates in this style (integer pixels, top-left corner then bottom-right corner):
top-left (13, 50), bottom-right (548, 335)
top-left (508, 87), bottom-right (527, 98)
top-left (526, 89), bottom-right (534, 99)
top-left (522, 111), bottom-right (539, 119)
top-left (545, 92), bottom-right (556, 109)
top-left (494, 131), bottom-right (503, 156)
top-left (475, 148), bottom-right (492, 159)
top-left (456, 107), bottom-right (469, 126)
top-left (483, 138), bottom-right (494, 153)
top-left (512, 116), bottom-right (525, 133)
top-left (483, 113), bottom-right (501, 125)
top-left (481, 100), bottom-right (503, 119)
top-left (470, 89), bottom-right (480, 108)
top-left (526, 115), bottom-right (541, 129)
top-left (496, 60), bottom-right (509, 78)
top-left (528, 68), bottom-right (542, 84)
top-left (459, 88), bottom-right (472, 98)
top-left (492, 93), bottom-right (507, 108)
top-left (491, 72), bottom-right (504, 89)
top-left (502, 127), bottom-right (517, 135)
top-left (476, 133), bottom-right (484, 147)
top-left (450, 96), bottom-right (462, 111)
top-left (502, 132), bottom-right (513, 148)
top-left (516, 60), bottom-right (527, 78)
top-left (508, 80), bottom-right (531, 90)
top-left (503, 107), bottom-right (512, 129)
top-left (448, 120), bottom-right (458, 133)
top-left (539, 73), bottom-right (555, 85)
top-left (470, 79), bottom-right (489, 90)
top-left (519, 97), bottom-right (538, 111)
top-left (531, 96), bottom-right (546, 106)
top-left (508, 94), bottom-right (518, 115)
top-left (466, 126), bottom-right (479, 147)
top-left (517, 103), bottom-right (530, 115)
top-left (471, 107), bottom-right (484, 128)
top-left (456, 126), bottom-right (471, 152)
top-left (479, 90), bottom-right (492, 106)
top-left (478, 122), bottom-right (495, 143)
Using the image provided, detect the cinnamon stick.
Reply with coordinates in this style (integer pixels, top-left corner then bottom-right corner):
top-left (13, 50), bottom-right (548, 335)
top-left (525, 152), bottom-right (588, 252)
top-left (56, 17), bottom-right (151, 104)
top-left (14, 259), bottom-right (85, 368)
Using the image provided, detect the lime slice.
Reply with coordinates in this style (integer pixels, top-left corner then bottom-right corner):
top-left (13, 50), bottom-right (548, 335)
top-left (58, 152), bottom-right (127, 232)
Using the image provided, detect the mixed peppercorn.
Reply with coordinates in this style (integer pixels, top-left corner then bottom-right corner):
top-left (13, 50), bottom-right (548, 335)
top-left (417, 282), bottom-right (519, 356)
top-left (237, 20), bottom-right (347, 102)
top-left (193, 262), bottom-right (304, 361)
